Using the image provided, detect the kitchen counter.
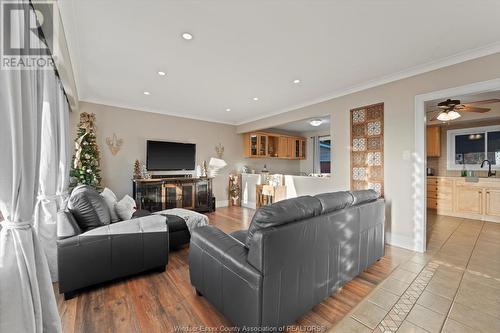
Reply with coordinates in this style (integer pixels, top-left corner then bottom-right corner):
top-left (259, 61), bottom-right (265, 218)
top-left (241, 173), bottom-right (339, 209)
top-left (427, 175), bottom-right (500, 183)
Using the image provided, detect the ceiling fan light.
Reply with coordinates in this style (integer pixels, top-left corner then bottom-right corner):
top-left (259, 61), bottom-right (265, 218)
top-left (448, 111), bottom-right (461, 120)
top-left (436, 112), bottom-right (450, 121)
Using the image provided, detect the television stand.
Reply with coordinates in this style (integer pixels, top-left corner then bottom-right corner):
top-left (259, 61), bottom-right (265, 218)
top-left (132, 177), bottom-right (213, 213)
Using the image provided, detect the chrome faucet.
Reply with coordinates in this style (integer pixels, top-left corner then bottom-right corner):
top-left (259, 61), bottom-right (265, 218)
top-left (480, 159), bottom-right (497, 177)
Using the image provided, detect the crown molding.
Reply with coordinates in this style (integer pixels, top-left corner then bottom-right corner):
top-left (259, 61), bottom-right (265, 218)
top-left (236, 41), bottom-right (500, 126)
top-left (79, 98), bottom-right (238, 126)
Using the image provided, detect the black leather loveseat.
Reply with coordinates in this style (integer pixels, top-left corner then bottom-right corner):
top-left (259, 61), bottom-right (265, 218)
top-left (189, 190), bottom-right (384, 329)
top-left (57, 186), bottom-right (169, 299)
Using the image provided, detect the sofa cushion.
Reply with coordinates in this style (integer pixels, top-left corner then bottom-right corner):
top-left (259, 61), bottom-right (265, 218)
top-left (100, 187), bottom-right (120, 222)
top-left (245, 195), bottom-right (322, 247)
top-left (315, 191), bottom-right (354, 214)
top-left (56, 210), bottom-right (82, 239)
top-left (230, 230), bottom-right (248, 244)
top-left (351, 189), bottom-right (379, 205)
top-left (115, 195), bottom-right (136, 221)
top-left (68, 185), bottom-right (111, 231)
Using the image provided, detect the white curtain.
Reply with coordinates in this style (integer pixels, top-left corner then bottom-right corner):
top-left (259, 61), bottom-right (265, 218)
top-left (34, 66), bottom-right (70, 281)
top-left (0, 1), bottom-right (62, 332)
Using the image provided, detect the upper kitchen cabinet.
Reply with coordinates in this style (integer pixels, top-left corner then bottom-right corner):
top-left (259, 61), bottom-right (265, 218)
top-left (267, 135), bottom-right (280, 158)
top-left (244, 133), bottom-right (267, 158)
top-left (291, 138), bottom-right (306, 160)
top-left (426, 126), bottom-right (441, 157)
top-left (278, 136), bottom-right (291, 159)
top-left (243, 131), bottom-right (306, 159)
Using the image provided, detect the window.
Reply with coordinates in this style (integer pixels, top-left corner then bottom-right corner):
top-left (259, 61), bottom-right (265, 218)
top-left (319, 136), bottom-right (331, 173)
top-left (447, 125), bottom-right (500, 170)
top-left (487, 130), bottom-right (500, 165)
top-left (311, 135), bottom-right (331, 174)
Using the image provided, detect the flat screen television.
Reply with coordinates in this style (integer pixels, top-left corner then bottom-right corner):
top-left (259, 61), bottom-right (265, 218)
top-left (146, 140), bottom-right (196, 171)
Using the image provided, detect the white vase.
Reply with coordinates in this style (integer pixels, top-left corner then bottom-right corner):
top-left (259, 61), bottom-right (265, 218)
top-left (196, 165), bottom-right (202, 178)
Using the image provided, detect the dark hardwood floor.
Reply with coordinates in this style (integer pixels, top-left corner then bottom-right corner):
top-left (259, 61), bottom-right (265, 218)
top-left (55, 206), bottom-right (413, 333)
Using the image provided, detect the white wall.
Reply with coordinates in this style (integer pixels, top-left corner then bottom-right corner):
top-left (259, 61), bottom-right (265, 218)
top-left (69, 102), bottom-right (306, 207)
top-left (237, 53), bottom-right (500, 251)
top-left (244, 158), bottom-right (301, 175)
top-left (70, 102), bottom-right (246, 206)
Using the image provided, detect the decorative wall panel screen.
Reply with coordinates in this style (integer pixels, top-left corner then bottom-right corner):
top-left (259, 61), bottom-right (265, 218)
top-left (350, 103), bottom-right (384, 196)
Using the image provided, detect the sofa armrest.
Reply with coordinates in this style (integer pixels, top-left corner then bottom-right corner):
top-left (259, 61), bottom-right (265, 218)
top-left (58, 214), bottom-right (167, 248)
top-left (189, 226), bottom-right (262, 327)
top-left (190, 226), bottom-right (261, 286)
top-left (57, 214), bottom-right (168, 294)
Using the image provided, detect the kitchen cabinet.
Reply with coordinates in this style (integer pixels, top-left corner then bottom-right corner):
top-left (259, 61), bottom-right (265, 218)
top-left (485, 188), bottom-right (500, 218)
top-left (426, 126), bottom-right (441, 157)
top-left (454, 184), bottom-right (482, 215)
top-left (427, 177), bottom-right (452, 213)
top-left (258, 134), bottom-right (267, 157)
top-left (278, 136), bottom-right (291, 158)
top-left (290, 138), bottom-right (306, 160)
top-left (244, 131), bottom-right (306, 159)
top-left (244, 133), bottom-right (268, 158)
top-left (427, 176), bottom-right (500, 222)
top-left (301, 139), bottom-right (306, 159)
top-left (267, 135), bottom-right (280, 157)
top-left (244, 133), bottom-right (258, 157)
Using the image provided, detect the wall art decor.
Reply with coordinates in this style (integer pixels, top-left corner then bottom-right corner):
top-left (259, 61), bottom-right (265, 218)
top-left (214, 143), bottom-right (225, 159)
top-left (105, 133), bottom-right (123, 156)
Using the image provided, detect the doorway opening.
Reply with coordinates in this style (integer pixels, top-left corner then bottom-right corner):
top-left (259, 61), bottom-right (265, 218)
top-left (414, 78), bottom-right (500, 252)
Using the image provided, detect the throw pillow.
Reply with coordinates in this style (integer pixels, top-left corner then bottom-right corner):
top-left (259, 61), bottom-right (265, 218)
top-left (115, 195), bottom-right (137, 221)
top-left (68, 185), bottom-right (111, 232)
top-left (100, 187), bottom-right (120, 222)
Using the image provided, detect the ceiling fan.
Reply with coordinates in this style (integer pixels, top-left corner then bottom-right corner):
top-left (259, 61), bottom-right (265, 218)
top-left (428, 98), bottom-right (500, 122)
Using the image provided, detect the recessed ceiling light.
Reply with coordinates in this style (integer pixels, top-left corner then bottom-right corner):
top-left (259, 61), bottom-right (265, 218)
top-left (226, 108), bottom-right (231, 112)
top-left (182, 32), bottom-right (193, 40)
top-left (143, 91), bottom-right (151, 95)
top-left (157, 71), bottom-right (166, 76)
top-left (309, 119), bottom-right (323, 127)
top-left (293, 79), bottom-right (301, 84)
top-left (253, 97), bottom-right (259, 101)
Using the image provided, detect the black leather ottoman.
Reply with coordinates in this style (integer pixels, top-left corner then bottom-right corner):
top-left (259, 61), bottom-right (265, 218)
top-left (162, 214), bottom-right (191, 249)
top-left (133, 210), bottom-right (190, 250)
top-left (132, 209), bottom-right (191, 250)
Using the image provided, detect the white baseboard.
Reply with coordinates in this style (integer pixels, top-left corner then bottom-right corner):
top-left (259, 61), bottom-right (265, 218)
top-left (385, 232), bottom-right (421, 252)
top-left (216, 200), bottom-right (228, 208)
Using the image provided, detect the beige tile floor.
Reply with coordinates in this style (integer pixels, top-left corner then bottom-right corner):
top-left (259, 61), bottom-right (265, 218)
top-left (330, 212), bottom-right (500, 333)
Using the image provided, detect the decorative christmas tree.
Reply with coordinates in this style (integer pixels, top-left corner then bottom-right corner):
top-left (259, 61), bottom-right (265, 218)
top-left (70, 112), bottom-right (102, 189)
top-left (133, 159), bottom-right (142, 179)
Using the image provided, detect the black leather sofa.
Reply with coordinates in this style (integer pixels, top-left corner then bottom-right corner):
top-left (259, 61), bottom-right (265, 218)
top-left (189, 190), bottom-right (385, 329)
top-left (57, 186), bottom-right (169, 299)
